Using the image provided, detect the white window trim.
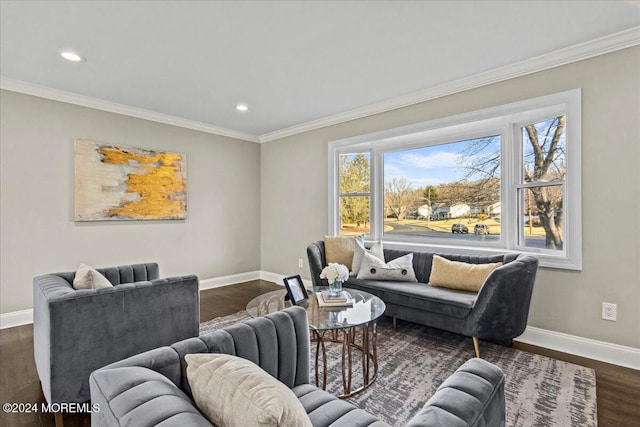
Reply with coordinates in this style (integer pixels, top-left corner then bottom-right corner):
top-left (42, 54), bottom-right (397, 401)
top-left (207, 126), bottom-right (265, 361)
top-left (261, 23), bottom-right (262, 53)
top-left (329, 89), bottom-right (582, 270)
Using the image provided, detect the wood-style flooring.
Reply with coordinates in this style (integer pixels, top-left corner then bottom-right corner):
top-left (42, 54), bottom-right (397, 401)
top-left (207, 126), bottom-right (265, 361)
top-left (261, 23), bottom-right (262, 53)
top-left (1, 280), bottom-right (638, 427)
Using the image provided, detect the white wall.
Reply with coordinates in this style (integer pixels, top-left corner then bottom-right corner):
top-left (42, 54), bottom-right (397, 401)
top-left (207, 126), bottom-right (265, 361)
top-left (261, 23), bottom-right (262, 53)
top-left (260, 47), bottom-right (640, 349)
top-left (0, 90), bottom-right (261, 313)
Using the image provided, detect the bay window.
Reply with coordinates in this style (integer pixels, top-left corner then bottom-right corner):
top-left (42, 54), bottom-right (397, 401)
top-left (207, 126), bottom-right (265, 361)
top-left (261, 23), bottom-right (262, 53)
top-left (328, 90), bottom-right (581, 269)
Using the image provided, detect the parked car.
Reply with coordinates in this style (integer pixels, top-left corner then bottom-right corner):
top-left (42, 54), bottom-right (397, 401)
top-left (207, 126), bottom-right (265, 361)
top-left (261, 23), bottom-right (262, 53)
top-left (451, 224), bottom-right (469, 234)
top-left (474, 224), bottom-right (490, 235)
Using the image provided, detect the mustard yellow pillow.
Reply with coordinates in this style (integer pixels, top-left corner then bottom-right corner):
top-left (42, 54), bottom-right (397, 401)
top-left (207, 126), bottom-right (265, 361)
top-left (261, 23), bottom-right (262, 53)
top-left (324, 235), bottom-right (362, 272)
top-left (186, 353), bottom-right (312, 427)
top-left (429, 255), bottom-right (502, 292)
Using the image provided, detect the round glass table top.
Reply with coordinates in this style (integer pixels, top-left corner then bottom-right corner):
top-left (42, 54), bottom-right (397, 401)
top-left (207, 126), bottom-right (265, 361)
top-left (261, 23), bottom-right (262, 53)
top-left (246, 288), bottom-right (386, 331)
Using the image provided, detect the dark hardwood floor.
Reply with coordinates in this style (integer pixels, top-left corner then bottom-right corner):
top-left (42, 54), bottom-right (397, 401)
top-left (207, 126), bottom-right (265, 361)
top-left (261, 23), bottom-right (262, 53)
top-left (1, 280), bottom-right (638, 426)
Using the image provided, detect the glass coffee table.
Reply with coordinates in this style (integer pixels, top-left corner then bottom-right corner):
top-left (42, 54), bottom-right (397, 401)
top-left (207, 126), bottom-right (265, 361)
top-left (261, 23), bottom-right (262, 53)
top-left (246, 288), bottom-right (386, 398)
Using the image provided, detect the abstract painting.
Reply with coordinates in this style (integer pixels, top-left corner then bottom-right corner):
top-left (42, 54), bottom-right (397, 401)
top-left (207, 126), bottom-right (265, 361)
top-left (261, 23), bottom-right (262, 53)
top-left (74, 139), bottom-right (187, 221)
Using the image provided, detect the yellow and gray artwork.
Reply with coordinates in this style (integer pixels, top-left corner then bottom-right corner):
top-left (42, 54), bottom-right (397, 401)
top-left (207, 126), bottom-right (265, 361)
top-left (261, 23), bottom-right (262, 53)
top-left (74, 139), bottom-right (187, 221)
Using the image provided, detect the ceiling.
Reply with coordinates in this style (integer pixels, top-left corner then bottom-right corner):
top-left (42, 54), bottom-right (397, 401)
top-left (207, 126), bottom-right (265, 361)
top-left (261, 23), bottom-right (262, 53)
top-left (1, 1), bottom-right (639, 142)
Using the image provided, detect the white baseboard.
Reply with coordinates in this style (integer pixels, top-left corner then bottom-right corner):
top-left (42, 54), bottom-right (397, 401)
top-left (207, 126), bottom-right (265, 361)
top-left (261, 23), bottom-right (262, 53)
top-left (0, 308), bottom-right (33, 329)
top-left (199, 271), bottom-right (262, 290)
top-left (258, 271), bottom-right (313, 289)
top-left (516, 326), bottom-right (640, 370)
top-left (3, 272), bottom-right (639, 370)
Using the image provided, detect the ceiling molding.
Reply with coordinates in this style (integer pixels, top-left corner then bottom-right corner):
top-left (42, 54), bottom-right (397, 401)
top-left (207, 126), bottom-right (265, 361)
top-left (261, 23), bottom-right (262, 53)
top-left (0, 78), bottom-right (260, 143)
top-left (258, 26), bottom-right (640, 143)
top-left (2, 27), bottom-right (638, 145)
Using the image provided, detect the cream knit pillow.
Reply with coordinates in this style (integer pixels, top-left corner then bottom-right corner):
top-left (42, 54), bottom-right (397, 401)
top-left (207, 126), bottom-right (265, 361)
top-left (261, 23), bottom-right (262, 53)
top-left (72, 264), bottom-right (113, 290)
top-left (186, 353), bottom-right (312, 427)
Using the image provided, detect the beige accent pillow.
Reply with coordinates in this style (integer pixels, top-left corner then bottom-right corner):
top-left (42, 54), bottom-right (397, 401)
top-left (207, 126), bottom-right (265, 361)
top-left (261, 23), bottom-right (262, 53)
top-left (324, 235), bottom-right (362, 271)
top-left (72, 264), bottom-right (113, 290)
top-left (185, 353), bottom-right (312, 427)
top-left (351, 240), bottom-right (384, 276)
top-left (429, 255), bottom-right (502, 292)
top-left (357, 252), bottom-right (417, 282)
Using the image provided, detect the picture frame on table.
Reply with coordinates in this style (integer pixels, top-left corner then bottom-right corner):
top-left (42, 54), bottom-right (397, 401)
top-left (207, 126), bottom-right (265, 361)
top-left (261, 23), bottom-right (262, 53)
top-left (283, 275), bottom-right (308, 305)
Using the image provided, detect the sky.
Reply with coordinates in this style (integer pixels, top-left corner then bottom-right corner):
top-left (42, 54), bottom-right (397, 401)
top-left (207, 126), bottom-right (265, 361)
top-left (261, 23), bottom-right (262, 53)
top-left (384, 136), bottom-right (500, 188)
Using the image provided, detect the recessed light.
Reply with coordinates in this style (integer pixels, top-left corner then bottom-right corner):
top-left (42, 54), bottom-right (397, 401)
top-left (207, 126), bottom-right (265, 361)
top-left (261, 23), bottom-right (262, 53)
top-left (60, 51), bottom-right (86, 62)
top-left (236, 104), bottom-right (249, 112)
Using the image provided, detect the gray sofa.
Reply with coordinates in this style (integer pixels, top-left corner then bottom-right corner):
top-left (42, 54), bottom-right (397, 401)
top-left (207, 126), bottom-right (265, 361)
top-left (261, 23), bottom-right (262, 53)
top-left (33, 262), bottom-right (200, 422)
top-left (307, 241), bottom-right (538, 356)
top-left (90, 306), bottom-right (506, 427)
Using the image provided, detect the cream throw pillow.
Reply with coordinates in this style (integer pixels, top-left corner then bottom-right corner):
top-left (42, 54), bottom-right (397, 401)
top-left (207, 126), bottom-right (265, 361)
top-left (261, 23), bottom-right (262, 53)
top-left (357, 252), bottom-right (418, 282)
top-left (429, 255), bottom-right (502, 292)
top-left (72, 264), bottom-right (113, 290)
top-left (185, 353), bottom-right (312, 427)
top-left (351, 240), bottom-right (384, 276)
top-left (324, 235), bottom-right (362, 272)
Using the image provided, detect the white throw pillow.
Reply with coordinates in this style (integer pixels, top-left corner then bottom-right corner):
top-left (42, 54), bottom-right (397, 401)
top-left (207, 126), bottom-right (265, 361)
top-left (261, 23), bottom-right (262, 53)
top-left (351, 240), bottom-right (384, 276)
top-left (72, 264), bottom-right (113, 290)
top-left (357, 252), bottom-right (417, 282)
top-left (185, 353), bottom-right (312, 427)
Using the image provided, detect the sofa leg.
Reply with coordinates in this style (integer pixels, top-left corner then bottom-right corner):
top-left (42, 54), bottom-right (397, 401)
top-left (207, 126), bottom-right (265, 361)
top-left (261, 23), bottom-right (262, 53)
top-left (473, 337), bottom-right (481, 358)
top-left (392, 317), bottom-right (397, 329)
top-left (54, 411), bottom-right (63, 427)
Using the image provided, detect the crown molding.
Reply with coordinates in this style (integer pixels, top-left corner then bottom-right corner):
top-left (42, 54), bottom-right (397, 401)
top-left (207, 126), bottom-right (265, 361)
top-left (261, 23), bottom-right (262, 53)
top-left (258, 26), bottom-right (640, 142)
top-left (2, 27), bottom-right (638, 144)
top-left (0, 78), bottom-right (260, 143)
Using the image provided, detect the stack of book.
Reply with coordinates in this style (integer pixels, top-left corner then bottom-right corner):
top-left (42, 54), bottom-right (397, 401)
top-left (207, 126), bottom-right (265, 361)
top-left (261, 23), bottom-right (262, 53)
top-left (316, 290), bottom-right (354, 307)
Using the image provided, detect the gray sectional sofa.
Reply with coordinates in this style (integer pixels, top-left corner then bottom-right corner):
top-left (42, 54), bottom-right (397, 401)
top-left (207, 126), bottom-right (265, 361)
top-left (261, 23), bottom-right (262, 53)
top-left (307, 241), bottom-right (538, 356)
top-left (33, 263), bottom-right (200, 413)
top-left (90, 306), bottom-right (506, 427)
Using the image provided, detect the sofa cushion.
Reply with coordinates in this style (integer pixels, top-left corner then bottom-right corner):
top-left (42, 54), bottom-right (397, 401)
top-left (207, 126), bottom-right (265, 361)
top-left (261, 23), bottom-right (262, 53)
top-left (429, 255), bottom-right (502, 292)
top-left (346, 278), bottom-right (476, 319)
top-left (293, 384), bottom-right (390, 427)
top-left (324, 235), bottom-right (362, 271)
top-left (73, 264), bottom-right (113, 290)
top-left (357, 252), bottom-right (418, 282)
top-left (186, 353), bottom-right (312, 427)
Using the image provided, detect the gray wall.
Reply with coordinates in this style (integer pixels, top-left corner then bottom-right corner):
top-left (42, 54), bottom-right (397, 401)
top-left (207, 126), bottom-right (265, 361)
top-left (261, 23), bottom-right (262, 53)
top-left (261, 47), bottom-right (640, 348)
top-left (0, 90), bottom-right (261, 313)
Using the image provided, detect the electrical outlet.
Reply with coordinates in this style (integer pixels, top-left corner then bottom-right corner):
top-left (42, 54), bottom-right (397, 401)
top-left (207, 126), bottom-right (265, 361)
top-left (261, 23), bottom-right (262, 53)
top-left (602, 302), bottom-right (617, 321)
top-left (298, 258), bottom-right (304, 268)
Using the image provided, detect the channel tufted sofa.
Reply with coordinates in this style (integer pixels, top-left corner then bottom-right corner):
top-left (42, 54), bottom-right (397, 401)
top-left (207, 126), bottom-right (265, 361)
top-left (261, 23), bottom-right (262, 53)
top-left (33, 263), bottom-right (200, 426)
top-left (307, 240), bottom-right (538, 357)
top-left (90, 306), bottom-right (506, 427)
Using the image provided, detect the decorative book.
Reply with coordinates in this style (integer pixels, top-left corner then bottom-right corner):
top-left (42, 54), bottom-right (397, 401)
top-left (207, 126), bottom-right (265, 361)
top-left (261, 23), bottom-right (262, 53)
top-left (317, 291), bottom-right (354, 307)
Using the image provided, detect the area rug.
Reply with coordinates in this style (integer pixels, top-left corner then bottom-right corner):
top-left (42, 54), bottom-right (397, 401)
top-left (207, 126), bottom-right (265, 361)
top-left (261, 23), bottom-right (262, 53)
top-left (200, 312), bottom-right (597, 427)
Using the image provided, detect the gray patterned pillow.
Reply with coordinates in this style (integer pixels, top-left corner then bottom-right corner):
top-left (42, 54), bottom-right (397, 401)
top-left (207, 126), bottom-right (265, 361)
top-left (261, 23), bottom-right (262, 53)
top-left (357, 252), bottom-right (417, 281)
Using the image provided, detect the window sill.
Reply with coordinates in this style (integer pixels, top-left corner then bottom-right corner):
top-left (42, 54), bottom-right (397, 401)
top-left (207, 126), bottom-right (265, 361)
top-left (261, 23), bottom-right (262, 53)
top-left (370, 238), bottom-right (582, 271)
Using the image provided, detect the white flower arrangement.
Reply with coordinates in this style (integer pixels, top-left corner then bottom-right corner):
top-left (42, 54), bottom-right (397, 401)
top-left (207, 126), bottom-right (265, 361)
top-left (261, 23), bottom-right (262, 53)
top-left (320, 263), bottom-right (349, 283)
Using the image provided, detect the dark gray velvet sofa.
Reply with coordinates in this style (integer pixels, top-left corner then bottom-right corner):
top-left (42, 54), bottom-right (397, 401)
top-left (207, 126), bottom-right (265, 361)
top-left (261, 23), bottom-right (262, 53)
top-left (307, 241), bottom-right (538, 356)
top-left (90, 306), bottom-right (506, 427)
top-left (33, 262), bottom-right (200, 425)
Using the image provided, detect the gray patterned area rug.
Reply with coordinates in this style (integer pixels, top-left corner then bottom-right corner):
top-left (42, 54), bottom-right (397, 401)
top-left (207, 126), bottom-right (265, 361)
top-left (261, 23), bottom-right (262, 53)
top-left (200, 312), bottom-right (597, 427)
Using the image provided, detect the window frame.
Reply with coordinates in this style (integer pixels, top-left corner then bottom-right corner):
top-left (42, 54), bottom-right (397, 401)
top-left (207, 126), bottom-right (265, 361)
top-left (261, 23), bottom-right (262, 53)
top-left (328, 89), bottom-right (581, 270)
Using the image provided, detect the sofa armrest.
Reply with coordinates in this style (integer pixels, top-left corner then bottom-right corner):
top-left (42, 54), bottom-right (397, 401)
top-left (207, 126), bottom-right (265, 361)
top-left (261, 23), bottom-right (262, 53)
top-left (406, 358), bottom-right (505, 427)
top-left (464, 255), bottom-right (538, 340)
top-left (307, 240), bottom-right (329, 290)
top-left (90, 366), bottom-right (212, 427)
top-left (33, 274), bottom-right (200, 404)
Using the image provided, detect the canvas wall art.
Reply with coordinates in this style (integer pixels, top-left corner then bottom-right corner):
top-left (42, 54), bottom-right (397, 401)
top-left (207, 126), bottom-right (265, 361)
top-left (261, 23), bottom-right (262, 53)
top-left (74, 139), bottom-right (187, 221)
